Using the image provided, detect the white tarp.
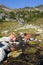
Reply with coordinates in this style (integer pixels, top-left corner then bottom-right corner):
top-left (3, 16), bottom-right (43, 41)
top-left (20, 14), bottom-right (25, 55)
top-left (0, 48), bottom-right (6, 62)
top-left (0, 37), bottom-right (10, 42)
top-left (0, 42), bottom-right (9, 50)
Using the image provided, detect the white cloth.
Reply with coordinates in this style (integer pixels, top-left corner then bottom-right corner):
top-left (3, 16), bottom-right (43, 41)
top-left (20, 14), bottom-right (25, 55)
top-left (0, 48), bottom-right (6, 62)
top-left (0, 37), bottom-right (10, 42)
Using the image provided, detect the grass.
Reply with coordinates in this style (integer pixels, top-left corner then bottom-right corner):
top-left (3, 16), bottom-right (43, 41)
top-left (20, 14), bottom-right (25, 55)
top-left (27, 18), bottom-right (43, 26)
top-left (39, 42), bottom-right (43, 47)
top-left (0, 21), bottom-right (22, 36)
top-left (16, 29), bottom-right (36, 34)
top-left (0, 21), bottom-right (19, 29)
top-left (0, 21), bottom-right (36, 37)
top-left (28, 41), bottom-right (37, 45)
top-left (36, 35), bottom-right (43, 40)
top-left (26, 48), bottom-right (37, 54)
top-left (0, 17), bottom-right (43, 37)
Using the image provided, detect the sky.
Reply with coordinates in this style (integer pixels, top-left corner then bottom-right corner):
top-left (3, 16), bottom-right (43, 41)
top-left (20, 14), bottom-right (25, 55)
top-left (0, 0), bottom-right (43, 9)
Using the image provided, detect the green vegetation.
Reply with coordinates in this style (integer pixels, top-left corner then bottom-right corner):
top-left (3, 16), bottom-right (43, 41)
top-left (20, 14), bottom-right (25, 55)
top-left (25, 48), bottom-right (37, 54)
top-left (12, 10), bottom-right (43, 22)
top-left (0, 5), bottom-right (43, 65)
top-left (28, 41), bottom-right (37, 45)
top-left (0, 16), bottom-right (5, 22)
top-left (0, 8), bottom-right (43, 23)
top-left (39, 42), bottom-right (43, 47)
top-left (9, 11), bottom-right (16, 19)
top-left (0, 9), bottom-right (3, 13)
top-left (0, 6), bottom-right (43, 37)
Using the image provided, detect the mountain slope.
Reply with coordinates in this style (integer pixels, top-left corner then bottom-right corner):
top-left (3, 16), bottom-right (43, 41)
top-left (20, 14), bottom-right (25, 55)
top-left (0, 4), bottom-right (12, 12)
top-left (35, 5), bottom-right (43, 11)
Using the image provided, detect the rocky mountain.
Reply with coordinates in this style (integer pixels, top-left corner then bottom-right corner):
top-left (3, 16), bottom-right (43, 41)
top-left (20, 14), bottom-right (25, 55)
top-left (0, 4), bottom-right (43, 12)
top-left (36, 5), bottom-right (43, 8)
top-left (0, 4), bottom-right (12, 12)
top-left (0, 4), bottom-right (8, 8)
top-left (35, 5), bottom-right (43, 11)
top-left (0, 4), bottom-right (43, 23)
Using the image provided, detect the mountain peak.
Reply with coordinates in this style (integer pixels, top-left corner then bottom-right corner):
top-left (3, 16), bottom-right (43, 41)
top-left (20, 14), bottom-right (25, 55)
top-left (35, 5), bottom-right (43, 11)
top-left (0, 4), bottom-right (7, 8)
top-left (0, 4), bottom-right (12, 12)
